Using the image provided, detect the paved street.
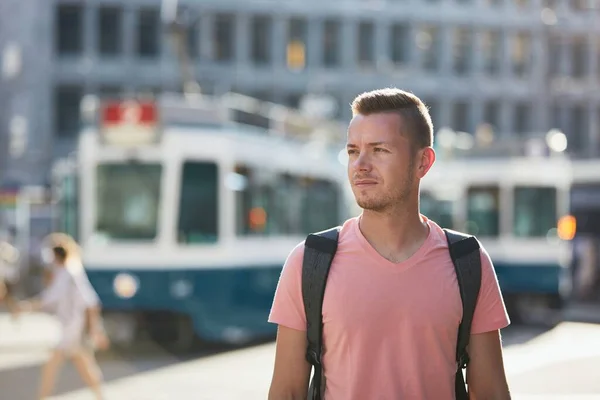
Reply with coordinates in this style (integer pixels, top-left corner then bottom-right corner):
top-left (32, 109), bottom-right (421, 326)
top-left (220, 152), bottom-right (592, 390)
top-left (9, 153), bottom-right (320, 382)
top-left (1, 310), bottom-right (600, 400)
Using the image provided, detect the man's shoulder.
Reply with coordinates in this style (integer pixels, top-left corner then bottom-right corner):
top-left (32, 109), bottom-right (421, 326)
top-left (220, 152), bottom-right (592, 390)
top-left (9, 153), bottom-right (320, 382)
top-left (427, 219), bottom-right (486, 249)
top-left (285, 218), bottom-right (357, 264)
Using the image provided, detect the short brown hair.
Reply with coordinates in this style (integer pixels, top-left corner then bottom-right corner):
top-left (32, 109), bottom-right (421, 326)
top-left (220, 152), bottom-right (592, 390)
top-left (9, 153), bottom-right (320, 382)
top-left (351, 88), bottom-right (433, 149)
top-left (43, 232), bottom-right (81, 261)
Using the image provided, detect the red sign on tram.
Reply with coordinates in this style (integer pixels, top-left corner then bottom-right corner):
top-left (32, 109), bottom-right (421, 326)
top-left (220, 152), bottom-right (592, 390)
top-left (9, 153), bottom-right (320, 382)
top-left (100, 101), bottom-right (159, 146)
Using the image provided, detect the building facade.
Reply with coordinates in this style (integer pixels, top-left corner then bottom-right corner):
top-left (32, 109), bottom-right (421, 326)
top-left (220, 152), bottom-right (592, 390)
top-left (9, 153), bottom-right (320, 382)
top-left (1, 0), bottom-right (600, 186)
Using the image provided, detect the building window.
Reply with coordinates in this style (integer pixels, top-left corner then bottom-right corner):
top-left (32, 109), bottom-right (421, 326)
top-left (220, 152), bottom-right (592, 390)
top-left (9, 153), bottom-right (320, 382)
top-left (452, 27), bottom-right (472, 76)
top-left (422, 99), bottom-right (439, 133)
top-left (597, 107), bottom-right (600, 154)
top-left (390, 24), bottom-right (409, 65)
top-left (512, 32), bottom-right (531, 78)
top-left (418, 26), bottom-right (440, 72)
top-left (550, 102), bottom-right (562, 132)
top-left (452, 101), bottom-right (469, 133)
top-left (98, 6), bottom-right (122, 56)
top-left (187, 22), bottom-right (199, 59)
top-left (547, 35), bottom-right (561, 77)
top-left (56, 5), bottom-right (83, 56)
top-left (136, 8), bottom-right (160, 58)
top-left (570, 104), bottom-right (587, 154)
top-left (513, 101), bottom-right (532, 135)
top-left (54, 85), bottom-right (83, 138)
top-left (357, 21), bottom-right (375, 67)
top-left (177, 162), bottom-right (218, 244)
top-left (213, 14), bottom-right (234, 62)
top-left (482, 30), bottom-right (501, 75)
top-left (287, 18), bottom-right (307, 70)
top-left (513, 0), bottom-right (529, 8)
top-left (285, 93), bottom-right (302, 108)
top-left (597, 41), bottom-right (600, 82)
top-left (323, 20), bottom-right (341, 67)
top-left (571, 35), bottom-right (587, 79)
top-left (251, 15), bottom-right (272, 65)
top-left (570, 0), bottom-right (588, 11)
top-left (483, 101), bottom-right (500, 131)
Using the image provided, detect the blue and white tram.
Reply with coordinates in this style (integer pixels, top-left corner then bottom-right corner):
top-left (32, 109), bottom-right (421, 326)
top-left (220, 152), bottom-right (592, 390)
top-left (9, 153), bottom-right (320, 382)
top-left (52, 93), bottom-right (350, 346)
top-left (420, 155), bottom-right (573, 322)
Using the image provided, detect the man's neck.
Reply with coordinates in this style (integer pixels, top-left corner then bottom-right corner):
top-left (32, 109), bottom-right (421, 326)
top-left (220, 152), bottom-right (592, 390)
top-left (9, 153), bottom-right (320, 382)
top-left (358, 205), bottom-right (430, 264)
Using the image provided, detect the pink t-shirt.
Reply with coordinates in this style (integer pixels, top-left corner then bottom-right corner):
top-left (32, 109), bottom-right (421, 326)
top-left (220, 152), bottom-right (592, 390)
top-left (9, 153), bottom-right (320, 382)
top-left (268, 215), bottom-right (510, 400)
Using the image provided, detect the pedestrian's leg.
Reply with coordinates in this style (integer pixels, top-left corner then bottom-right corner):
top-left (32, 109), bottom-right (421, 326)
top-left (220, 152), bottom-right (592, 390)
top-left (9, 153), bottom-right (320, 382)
top-left (70, 348), bottom-right (104, 400)
top-left (38, 350), bottom-right (64, 400)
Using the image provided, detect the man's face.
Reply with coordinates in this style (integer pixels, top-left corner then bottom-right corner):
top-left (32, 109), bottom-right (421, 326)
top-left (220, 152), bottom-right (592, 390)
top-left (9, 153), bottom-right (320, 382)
top-left (346, 112), bottom-right (419, 212)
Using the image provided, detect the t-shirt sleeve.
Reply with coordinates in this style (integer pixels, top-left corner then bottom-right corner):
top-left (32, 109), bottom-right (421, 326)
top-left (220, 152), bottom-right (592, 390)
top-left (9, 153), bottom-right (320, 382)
top-left (74, 271), bottom-right (101, 308)
top-left (470, 245), bottom-right (511, 334)
top-left (268, 241), bottom-right (307, 332)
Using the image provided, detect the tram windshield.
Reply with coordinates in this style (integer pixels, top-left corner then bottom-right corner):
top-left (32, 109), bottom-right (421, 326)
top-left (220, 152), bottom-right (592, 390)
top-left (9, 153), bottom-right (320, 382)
top-left (95, 163), bottom-right (162, 240)
top-left (513, 186), bottom-right (557, 238)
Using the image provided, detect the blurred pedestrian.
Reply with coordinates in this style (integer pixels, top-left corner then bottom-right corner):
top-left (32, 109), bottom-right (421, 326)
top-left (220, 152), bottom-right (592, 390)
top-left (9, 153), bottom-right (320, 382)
top-left (14, 233), bottom-right (109, 400)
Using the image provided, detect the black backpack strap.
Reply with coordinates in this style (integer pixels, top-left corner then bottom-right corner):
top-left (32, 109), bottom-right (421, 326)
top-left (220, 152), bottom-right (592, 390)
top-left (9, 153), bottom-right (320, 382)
top-left (302, 226), bottom-right (341, 400)
top-left (443, 228), bottom-right (482, 400)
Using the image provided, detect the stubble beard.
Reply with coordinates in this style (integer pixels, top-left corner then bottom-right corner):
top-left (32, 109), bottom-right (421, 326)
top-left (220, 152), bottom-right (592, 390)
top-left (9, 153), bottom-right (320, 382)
top-left (355, 154), bottom-right (416, 213)
top-left (355, 175), bottom-right (414, 213)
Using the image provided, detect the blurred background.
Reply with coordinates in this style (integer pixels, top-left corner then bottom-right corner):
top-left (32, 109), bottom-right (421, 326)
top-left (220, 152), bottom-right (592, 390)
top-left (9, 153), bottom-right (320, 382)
top-left (1, 0), bottom-right (600, 398)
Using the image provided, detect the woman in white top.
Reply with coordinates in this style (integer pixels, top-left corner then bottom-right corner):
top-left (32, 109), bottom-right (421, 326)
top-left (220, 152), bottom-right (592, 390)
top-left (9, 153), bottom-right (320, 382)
top-left (16, 238), bottom-right (109, 400)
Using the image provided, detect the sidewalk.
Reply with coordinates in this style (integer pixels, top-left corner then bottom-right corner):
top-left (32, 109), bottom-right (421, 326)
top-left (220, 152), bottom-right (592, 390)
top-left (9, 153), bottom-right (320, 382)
top-left (0, 311), bottom-right (59, 371)
top-left (562, 302), bottom-right (600, 324)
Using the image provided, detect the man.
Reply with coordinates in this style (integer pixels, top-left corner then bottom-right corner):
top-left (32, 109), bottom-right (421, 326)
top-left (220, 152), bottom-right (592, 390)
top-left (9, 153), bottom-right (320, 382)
top-left (267, 88), bottom-right (511, 399)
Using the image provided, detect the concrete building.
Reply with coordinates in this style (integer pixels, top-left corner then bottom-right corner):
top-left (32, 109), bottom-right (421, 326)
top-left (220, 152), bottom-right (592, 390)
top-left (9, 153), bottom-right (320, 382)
top-left (1, 0), bottom-right (600, 186)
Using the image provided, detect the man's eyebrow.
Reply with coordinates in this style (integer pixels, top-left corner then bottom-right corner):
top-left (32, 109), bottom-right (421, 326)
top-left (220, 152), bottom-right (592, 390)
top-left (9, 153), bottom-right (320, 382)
top-left (346, 142), bottom-right (389, 148)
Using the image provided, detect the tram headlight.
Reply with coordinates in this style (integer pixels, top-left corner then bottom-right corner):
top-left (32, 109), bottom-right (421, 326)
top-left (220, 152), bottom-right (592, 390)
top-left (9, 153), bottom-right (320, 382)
top-left (557, 215), bottom-right (576, 241)
top-left (113, 273), bottom-right (139, 299)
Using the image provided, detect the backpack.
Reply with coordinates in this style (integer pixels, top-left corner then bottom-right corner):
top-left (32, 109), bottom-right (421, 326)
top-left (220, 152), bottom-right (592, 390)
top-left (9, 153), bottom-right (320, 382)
top-left (301, 226), bottom-right (482, 400)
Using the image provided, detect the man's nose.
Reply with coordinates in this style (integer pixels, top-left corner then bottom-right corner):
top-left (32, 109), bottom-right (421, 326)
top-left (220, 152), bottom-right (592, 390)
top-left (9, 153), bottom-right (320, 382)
top-left (353, 152), bottom-right (371, 172)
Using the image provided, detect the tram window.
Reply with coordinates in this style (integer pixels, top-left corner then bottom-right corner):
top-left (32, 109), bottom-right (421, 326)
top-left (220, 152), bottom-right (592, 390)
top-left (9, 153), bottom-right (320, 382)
top-left (235, 166), bottom-right (303, 235)
top-left (275, 174), bottom-right (304, 234)
top-left (300, 178), bottom-right (340, 234)
top-left (95, 164), bottom-right (162, 240)
top-left (57, 173), bottom-right (79, 241)
top-left (234, 165), bottom-right (278, 236)
top-left (177, 162), bottom-right (218, 243)
top-left (466, 186), bottom-right (500, 237)
top-left (513, 186), bottom-right (557, 237)
top-left (234, 165), bottom-right (340, 236)
top-left (420, 191), bottom-right (454, 229)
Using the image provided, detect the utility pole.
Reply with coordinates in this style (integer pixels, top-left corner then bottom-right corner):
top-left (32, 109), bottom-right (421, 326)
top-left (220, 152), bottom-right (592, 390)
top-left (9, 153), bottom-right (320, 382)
top-left (161, 0), bottom-right (202, 98)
